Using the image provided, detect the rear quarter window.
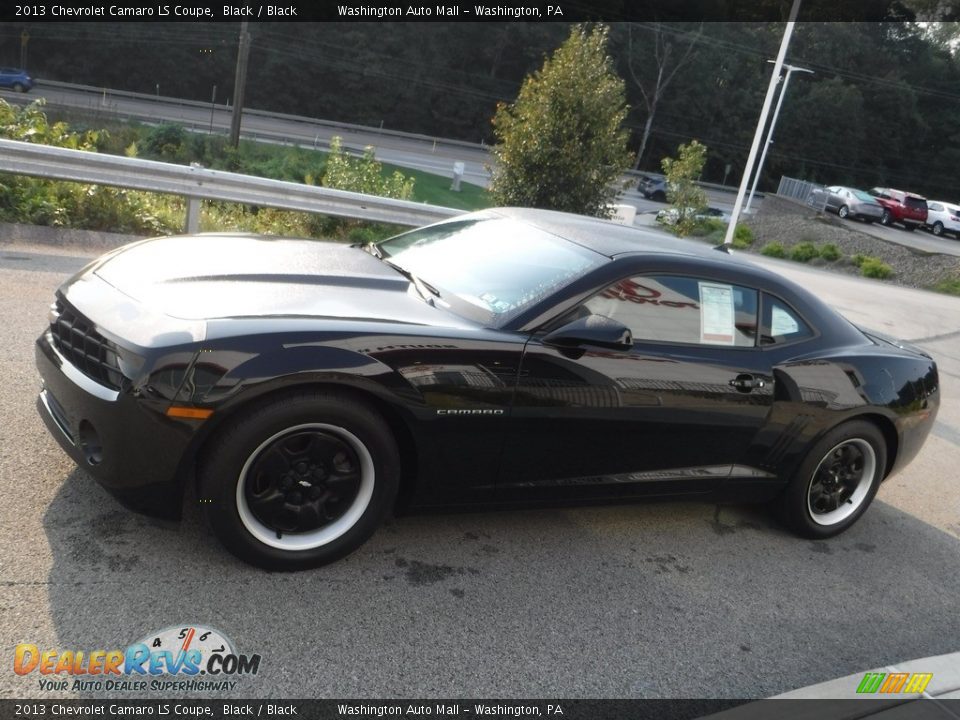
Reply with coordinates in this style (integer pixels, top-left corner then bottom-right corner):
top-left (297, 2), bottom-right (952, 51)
top-left (761, 295), bottom-right (813, 346)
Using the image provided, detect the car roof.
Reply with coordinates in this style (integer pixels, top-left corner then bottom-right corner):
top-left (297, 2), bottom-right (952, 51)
top-left (474, 207), bottom-right (724, 260)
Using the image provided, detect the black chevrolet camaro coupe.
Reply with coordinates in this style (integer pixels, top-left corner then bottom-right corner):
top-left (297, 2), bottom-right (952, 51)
top-left (35, 208), bottom-right (939, 569)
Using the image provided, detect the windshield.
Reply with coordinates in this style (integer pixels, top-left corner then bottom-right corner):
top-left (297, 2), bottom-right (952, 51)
top-left (376, 217), bottom-right (606, 326)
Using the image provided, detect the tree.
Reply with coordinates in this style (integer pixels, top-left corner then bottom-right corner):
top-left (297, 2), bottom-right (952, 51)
top-left (488, 24), bottom-right (631, 218)
top-left (624, 22), bottom-right (703, 170)
top-left (661, 140), bottom-right (708, 237)
top-left (323, 136), bottom-right (415, 200)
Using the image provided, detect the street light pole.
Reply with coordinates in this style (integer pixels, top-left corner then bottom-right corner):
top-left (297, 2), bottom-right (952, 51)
top-left (722, 0), bottom-right (802, 246)
top-left (745, 62), bottom-right (814, 213)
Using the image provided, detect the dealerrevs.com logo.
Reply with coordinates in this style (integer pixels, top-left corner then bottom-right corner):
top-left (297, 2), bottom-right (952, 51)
top-left (14, 625), bottom-right (261, 693)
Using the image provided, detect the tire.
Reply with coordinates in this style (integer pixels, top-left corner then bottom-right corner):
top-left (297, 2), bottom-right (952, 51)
top-left (880, 209), bottom-right (892, 226)
top-left (837, 205), bottom-right (849, 219)
top-left (932, 221), bottom-right (944, 236)
top-left (199, 390), bottom-right (400, 570)
top-left (775, 420), bottom-right (887, 539)
top-left (652, 191), bottom-right (666, 202)
top-left (12, 83), bottom-right (25, 93)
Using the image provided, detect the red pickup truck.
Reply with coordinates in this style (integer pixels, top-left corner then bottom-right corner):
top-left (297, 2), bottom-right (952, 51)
top-left (868, 187), bottom-right (928, 231)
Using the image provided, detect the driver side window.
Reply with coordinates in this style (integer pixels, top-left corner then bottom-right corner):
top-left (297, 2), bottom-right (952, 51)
top-left (583, 275), bottom-right (758, 348)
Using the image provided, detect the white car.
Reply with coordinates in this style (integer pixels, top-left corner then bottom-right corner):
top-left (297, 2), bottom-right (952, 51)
top-left (923, 200), bottom-right (960, 238)
top-left (656, 206), bottom-right (731, 226)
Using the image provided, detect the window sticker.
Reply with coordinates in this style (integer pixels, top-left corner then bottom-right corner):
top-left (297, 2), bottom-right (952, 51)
top-left (771, 305), bottom-right (800, 336)
top-left (698, 282), bottom-right (735, 345)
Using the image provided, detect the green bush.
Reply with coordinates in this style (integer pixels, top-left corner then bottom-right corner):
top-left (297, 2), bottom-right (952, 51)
top-left (0, 99), bottom-right (180, 235)
top-left (819, 243), bottom-right (842, 261)
top-left (851, 253), bottom-right (866, 267)
top-left (760, 242), bottom-right (787, 258)
top-left (790, 242), bottom-right (820, 263)
top-left (688, 218), bottom-right (725, 237)
top-left (733, 224), bottom-right (754, 247)
top-left (933, 277), bottom-right (960, 296)
top-left (859, 257), bottom-right (893, 279)
top-left (141, 124), bottom-right (188, 162)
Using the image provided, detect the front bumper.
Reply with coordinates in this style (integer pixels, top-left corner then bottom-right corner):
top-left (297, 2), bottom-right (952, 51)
top-left (35, 332), bottom-right (191, 519)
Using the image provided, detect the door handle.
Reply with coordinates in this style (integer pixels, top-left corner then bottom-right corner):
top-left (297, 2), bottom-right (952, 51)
top-left (729, 374), bottom-right (765, 392)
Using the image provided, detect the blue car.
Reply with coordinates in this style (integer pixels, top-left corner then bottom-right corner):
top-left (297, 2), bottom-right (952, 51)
top-left (0, 67), bottom-right (33, 92)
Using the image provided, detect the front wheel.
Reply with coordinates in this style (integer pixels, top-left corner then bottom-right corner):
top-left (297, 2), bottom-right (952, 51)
top-left (775, 420), bottom-right (887, 539)
top-left (652, 191), bottom-right (667, 202)
top-left (880, 209), bottom-right (892, 225)
top-left (12, 82), bottom-right (25, 93)
top-left (199, 391), bottom-right (400, 570)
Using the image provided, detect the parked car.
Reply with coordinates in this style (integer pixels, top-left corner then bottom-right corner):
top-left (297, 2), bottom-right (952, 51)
top-left (808, 186), bottom-right (884, 223)
top-left (656, 206), bottom-right (731, 226)
top-left (35, 208), bottom-right (939, 569)
top-left (868, 187), bottom-right (928, 231)
top-left (0, 67), bottom-right (33, 92)
top-left (638, 175), bottom-right (669, 202)
top-left (922, 200), bottom-right (960, 238)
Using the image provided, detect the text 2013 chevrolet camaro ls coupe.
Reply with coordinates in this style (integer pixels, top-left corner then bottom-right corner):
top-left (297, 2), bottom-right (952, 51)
top-left (35, 208), bottom-right (939, 569)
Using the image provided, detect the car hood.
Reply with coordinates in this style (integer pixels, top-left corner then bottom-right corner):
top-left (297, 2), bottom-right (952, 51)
top-left (89, 234), bottom-right (463, 327)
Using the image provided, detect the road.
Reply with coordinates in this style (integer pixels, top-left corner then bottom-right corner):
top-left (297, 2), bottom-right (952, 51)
top-left (1, 237), bottom-right (959, 701)
top-left (0, 82), bottom-right (493, 187)
top-left (10, 81), bottom-right (960, 258)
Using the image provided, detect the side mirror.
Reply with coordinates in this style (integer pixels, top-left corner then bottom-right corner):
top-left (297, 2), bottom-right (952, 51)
top-left (543, 314), bottom-right (633, 351)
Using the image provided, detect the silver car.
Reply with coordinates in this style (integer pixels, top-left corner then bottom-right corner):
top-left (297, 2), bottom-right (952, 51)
top-left (808, 186), bottom-right (884, 222)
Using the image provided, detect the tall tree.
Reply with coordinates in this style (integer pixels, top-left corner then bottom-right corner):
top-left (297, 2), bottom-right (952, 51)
top-left (624, 22), bottom-right (703, 170)
top-left (488, 24), bottom-right (631, 217)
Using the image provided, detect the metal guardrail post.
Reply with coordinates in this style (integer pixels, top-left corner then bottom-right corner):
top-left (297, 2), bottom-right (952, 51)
top-left (185, 197), bottom-right (201, 234)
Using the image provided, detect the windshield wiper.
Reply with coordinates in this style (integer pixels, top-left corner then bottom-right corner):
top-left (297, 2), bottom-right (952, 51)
top-left (361, 241), bottom-right (385, 259)
top-left (383, 259), bottom-right (441, 305)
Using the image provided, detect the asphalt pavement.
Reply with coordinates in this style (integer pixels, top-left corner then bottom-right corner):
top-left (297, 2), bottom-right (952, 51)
top-left (1, 239), bottom-right (959, 701)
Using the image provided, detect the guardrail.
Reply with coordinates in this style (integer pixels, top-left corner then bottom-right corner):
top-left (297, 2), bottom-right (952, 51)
top-left (0, 138), bottom-right (462, 231)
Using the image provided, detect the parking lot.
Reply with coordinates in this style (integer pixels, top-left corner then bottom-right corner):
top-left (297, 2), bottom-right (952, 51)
top-left (1, 241), bottom-right (959, 700)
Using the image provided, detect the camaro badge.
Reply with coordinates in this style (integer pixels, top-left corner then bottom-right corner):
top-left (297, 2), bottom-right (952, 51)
top-left (436, 409), bottom-right (505, 415)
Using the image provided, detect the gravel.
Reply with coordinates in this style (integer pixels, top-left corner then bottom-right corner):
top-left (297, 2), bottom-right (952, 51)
top-left (740, 196), bottom-right (960, 290)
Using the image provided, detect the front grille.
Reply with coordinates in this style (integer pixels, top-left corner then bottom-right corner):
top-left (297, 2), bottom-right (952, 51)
top-left (49, 299), bottom-right (123, 390)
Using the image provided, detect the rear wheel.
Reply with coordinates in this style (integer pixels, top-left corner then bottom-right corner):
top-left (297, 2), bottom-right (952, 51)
top-left (837, 205), bottom-right (849, 219)
top-left (775, 420), bottom-right (886, 539)
top-left (933, 221), bottom-right (944, 236)
top-left (880, 209), bottom-right (892, 225)
top-left (199, 391), bottom-right (399, 570)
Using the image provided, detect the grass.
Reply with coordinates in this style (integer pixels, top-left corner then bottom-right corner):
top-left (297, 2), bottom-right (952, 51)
top-left (379, 162), bottom-right (491, 211)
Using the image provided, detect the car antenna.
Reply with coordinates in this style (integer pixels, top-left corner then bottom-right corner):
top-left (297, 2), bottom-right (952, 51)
top-left (713, 243), bottom-right (733, 253)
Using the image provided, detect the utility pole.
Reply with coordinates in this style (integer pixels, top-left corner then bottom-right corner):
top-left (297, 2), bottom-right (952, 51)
top-left (229, 21), bottom-right (250, 148)
top-left (20, 30), bottom-right (29, 69)
top-left (723, 0), bottom-right (802, 246)
top-left (745, 62), bottom-right (814, 213)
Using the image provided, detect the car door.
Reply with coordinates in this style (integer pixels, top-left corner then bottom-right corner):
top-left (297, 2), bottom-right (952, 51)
top-left (498, 273), bottom-right (775, 502)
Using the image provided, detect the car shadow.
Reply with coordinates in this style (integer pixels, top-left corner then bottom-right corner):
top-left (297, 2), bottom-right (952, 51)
top-left (32, 467), bottom-right (960, 700)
